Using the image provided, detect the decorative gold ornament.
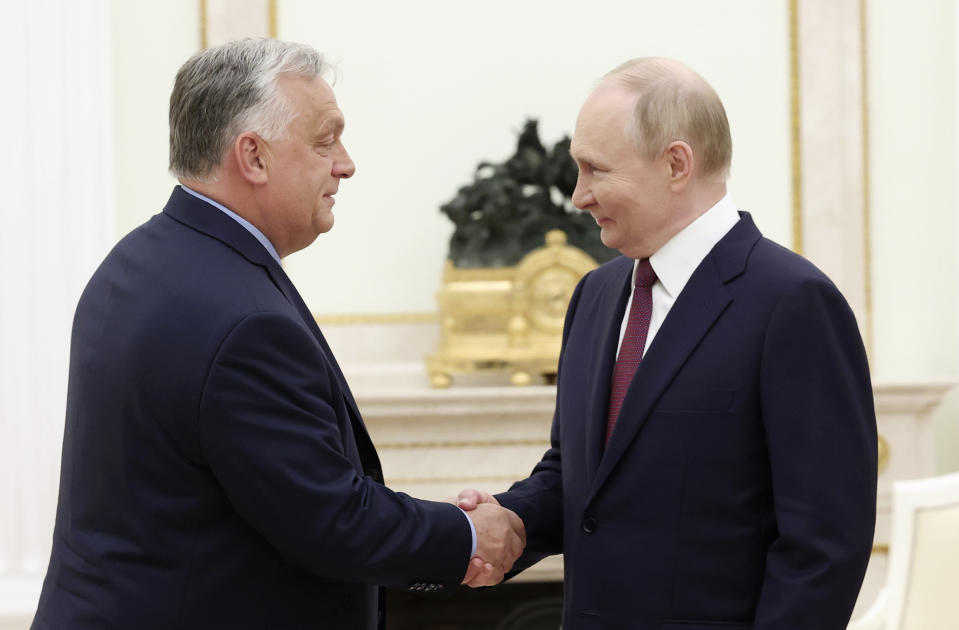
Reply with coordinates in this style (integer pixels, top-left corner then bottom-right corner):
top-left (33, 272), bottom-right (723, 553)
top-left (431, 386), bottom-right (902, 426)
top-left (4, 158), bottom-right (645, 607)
top-left (427, 230), bottom-right (598, 387)
top-left (877, 433), bottom-right (890, 474)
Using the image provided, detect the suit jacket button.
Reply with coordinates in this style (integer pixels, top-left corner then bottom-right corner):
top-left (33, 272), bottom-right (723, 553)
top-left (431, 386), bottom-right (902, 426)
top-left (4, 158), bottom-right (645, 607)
top-left (582, 516), bottom-right (598, 534)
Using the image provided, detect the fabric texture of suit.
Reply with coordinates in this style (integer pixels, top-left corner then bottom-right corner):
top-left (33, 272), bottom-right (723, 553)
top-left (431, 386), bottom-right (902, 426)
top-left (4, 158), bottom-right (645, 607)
top-left (497, 212), bottom-right (877, 630)
top-left (32, 187), bottom-right (471, 630)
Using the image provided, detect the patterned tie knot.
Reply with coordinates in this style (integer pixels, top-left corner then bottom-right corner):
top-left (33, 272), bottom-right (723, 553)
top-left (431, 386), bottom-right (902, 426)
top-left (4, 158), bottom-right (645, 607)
top-left (635, 258), bottom-right (657, 288)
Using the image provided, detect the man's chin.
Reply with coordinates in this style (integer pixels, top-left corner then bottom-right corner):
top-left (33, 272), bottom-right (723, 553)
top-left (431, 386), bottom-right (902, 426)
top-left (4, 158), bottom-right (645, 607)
top-left (314, 212), bottom-right (335, 235)
top-left (599, 227), bottom-right (621, 250)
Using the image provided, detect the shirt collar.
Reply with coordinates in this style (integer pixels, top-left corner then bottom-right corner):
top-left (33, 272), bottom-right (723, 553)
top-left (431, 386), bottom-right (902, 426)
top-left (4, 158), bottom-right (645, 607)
top-left (640, 193), bottom-right (740, 298)
top-left (179, 184), bottom-right (281, 264)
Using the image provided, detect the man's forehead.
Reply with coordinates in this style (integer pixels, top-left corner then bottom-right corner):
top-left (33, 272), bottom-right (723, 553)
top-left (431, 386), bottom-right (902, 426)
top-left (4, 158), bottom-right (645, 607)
top-left (281, 74), bottom-right (338, 108)
top-left (571, 99), bottom-right (628, 148)
top-left (279, 75), bottom-right (345, 131)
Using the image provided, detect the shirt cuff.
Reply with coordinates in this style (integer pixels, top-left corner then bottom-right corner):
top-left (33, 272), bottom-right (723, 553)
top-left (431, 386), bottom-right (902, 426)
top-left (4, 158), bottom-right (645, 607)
top-left (458, 507), bottom-right (478, 557)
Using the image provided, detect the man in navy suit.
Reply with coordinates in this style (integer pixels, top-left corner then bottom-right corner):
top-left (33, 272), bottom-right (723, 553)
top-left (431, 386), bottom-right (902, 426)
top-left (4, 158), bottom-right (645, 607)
top-left (31, 39), bottom-right (524, 630)
top-left (459, 58), bottom-right (877, 629)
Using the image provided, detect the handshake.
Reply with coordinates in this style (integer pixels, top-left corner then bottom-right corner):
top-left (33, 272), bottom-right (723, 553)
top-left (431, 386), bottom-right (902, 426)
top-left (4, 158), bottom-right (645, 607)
top-left (455, 489), bottom-right (526, 588)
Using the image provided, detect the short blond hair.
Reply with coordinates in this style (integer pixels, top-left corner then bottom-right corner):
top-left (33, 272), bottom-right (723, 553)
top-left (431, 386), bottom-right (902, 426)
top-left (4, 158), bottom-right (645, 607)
top-left (605, 57), bottom-right (732, 179)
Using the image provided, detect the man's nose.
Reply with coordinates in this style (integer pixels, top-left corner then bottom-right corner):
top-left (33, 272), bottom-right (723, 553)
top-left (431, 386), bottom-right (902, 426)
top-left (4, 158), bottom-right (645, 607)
top-left (334, 145), bottom-right (355, 179)
top-left (571, 175), bottom-right (592, 209)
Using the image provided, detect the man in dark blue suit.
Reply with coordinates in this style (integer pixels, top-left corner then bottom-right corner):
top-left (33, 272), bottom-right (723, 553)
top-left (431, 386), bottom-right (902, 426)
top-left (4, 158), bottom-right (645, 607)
top-left (459, 58), bottom-right (877, 629)
top-left (31, 39), bottom-right (524, 630)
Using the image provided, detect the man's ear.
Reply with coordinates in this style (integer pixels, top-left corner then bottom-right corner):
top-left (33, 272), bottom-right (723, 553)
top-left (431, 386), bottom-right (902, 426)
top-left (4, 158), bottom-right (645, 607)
top-left (233, 132), bottom-right (269, 185)
top-left (665, 140), bottom-right (693, 190)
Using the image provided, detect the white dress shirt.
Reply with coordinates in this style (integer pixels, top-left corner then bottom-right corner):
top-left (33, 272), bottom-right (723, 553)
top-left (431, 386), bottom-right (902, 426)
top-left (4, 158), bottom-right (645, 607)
top-left (616, 194), bottom-right (740, 357)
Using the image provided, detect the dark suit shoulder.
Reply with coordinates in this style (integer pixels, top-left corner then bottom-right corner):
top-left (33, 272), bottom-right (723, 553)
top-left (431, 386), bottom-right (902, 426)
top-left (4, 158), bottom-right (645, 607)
top-left (739, 236), bottom-right (842, 303)
top-left (71, 211), bottom-right (301, 449)
top-left (94, 212), bottom-right (296, 345)
top-left (751, 237), bottom-right (833, 282)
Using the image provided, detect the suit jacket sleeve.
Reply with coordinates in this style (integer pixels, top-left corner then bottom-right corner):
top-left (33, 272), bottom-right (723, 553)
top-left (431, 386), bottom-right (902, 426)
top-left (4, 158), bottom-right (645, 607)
top-left (196, 310), bottom-right (472, 591)
top-left (755, 278), bottom-right (877, 628)
top-left (494, 274), bottom-right (590, 571)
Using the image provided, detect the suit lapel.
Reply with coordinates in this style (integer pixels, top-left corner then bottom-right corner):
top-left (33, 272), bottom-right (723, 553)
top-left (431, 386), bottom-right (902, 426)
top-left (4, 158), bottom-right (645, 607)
top-left (586, 213), bottom-right (761, 503)
top-left (265, 263), bottom-right (365, 420)
top-left (583, 259), bottom-right (633, 481)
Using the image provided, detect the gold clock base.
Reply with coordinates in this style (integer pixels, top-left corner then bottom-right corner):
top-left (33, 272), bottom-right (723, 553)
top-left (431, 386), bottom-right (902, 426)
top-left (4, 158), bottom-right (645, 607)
top-left (427, 230), bottom-right (598, 387)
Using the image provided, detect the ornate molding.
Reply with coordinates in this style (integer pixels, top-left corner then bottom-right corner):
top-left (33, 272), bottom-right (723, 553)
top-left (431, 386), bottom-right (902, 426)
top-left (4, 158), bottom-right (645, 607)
top-left (315, 312), bottom-right (438, 325)
top-left (873, 381), bottom-right (957, 415)
top-left (859, 0), bottom-right (874, 355)
top-left (878, 434), bottom-right (890, 473)
top-left (789, 0), bottom-right (803, 255)
top-left (385, 474), bottom-right (526, 485)
top-left (355, 385), bottom-right (558, 420)
top-left (378, 438), bottom-right (549, 450)
top-left (200, 0), bottom-right (275, 49)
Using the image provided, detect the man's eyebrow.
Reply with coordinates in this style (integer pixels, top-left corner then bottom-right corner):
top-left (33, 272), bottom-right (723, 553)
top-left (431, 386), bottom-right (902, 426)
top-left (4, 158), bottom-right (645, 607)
top-left (569, 146), bottom-right (594, 164)
top-left (318, 115), bottom-right (345, 136)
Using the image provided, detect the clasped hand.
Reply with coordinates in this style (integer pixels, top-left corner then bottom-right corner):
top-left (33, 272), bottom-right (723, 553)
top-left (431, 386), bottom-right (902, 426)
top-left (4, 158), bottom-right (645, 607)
top-left (456, 489), bottom-right (525, 588)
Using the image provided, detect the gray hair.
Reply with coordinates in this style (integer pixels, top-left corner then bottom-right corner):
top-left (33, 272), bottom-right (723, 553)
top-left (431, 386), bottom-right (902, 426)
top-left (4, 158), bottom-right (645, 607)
top-left (605, 57), bottom-right (732, 179)
top-left (169, 38), bottom-right (328, 181)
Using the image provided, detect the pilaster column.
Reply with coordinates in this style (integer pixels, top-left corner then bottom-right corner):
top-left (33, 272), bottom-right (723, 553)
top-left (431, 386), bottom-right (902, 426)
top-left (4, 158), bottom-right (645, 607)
top-left (0, 0), bottom-right (114, 623)
top-left (201, 0), bottom-right (275, 48)
top-left (793, 0), bottom-right (872, 349)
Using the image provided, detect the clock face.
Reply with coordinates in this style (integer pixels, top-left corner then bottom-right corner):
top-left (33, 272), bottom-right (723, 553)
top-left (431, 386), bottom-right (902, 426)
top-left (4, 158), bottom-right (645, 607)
top-left (530, 267), bottom-right (579, 332)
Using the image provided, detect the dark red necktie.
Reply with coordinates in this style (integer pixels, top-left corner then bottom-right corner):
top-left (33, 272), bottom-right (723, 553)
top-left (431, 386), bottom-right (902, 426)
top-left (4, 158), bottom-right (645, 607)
top-left (606, 258), bottom-right (657, 445)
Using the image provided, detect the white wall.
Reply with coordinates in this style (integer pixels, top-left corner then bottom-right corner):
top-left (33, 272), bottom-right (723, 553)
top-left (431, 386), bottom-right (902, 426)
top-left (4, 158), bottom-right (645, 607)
top-left (0, 0), bottom-right (116, 624)
top-left (112, 0), bottom-right (199, 236)
top-left (867, 0), bottom-right (959, 473)
top-left (110, 1), bottom-right (792, 314)
top-left (276, 0), bottom-right (792, 315)
top-left (105, 0), bottom-right (959, 471)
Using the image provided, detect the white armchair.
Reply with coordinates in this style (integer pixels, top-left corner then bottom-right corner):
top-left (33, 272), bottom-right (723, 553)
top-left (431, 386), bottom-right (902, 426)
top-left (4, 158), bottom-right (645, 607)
top-left (848, 471), bottom-right (959, 630)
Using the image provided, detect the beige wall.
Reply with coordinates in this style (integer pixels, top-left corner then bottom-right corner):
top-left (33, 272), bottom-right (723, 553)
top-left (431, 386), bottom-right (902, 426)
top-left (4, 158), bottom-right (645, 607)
top-left (108, 0), bottom-right (958, 472)
top-left (111, 0), bottom-right (792, 314)
top-left (112, 0), bottom-right (198, 236)
top-left (867, 0), bottom-right (958, 472)
top-left (276, 0), bottom-right (792, 315)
